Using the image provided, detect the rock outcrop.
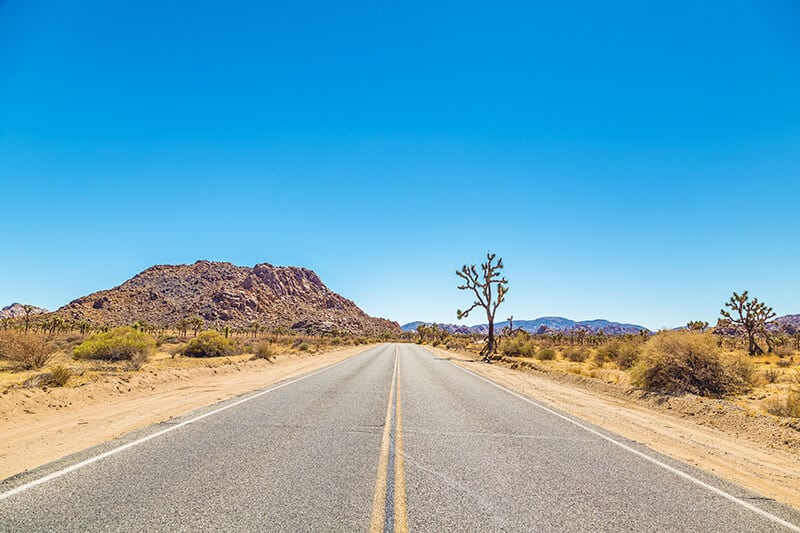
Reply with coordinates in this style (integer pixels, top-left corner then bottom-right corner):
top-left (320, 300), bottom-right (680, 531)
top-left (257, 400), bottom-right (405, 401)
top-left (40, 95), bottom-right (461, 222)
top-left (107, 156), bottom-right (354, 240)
top-left (55, 260), bottom-right (399, 335)
top-left (0, 303), bottom-right (48, 319)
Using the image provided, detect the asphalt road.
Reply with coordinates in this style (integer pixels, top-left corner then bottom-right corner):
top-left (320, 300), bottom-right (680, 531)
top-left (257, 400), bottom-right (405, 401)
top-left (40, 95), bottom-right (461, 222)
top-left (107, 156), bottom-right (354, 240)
top-left (2, 343), bottom-right (799, 532)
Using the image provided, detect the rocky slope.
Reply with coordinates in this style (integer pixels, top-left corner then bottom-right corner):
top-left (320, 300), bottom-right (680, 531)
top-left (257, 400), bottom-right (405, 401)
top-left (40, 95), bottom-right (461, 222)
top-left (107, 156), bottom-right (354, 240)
top-left (0, 303), bottom-right (48, 319)
top-left (55, 260), bottom-right (399, 335)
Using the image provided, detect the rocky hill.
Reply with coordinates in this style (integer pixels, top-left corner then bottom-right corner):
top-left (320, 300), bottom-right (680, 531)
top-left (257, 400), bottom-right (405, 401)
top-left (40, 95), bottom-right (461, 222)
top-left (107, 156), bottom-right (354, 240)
top-left (0, 303), bottom-right (48, 319)
top-left (774, 314), bottom-right (800, 334)
top-left (402, 316), bottom-right (648, 335)
top-left (55, 260), bottom-right (399, 335)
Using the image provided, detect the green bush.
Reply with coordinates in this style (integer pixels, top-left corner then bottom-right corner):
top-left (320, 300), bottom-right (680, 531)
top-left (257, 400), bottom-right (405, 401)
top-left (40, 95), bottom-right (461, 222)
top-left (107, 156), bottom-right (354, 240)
top-left (631, 331), bottom-right (749, 397)
top-left (598, 338), bottom-right (643, 369)
top-left (501, 335), bottom-right (536, 357)
top-left (563, 347), bottom-right (589, 362)
top-left (181, 331), bottom-right (240, 358)
top-left (73, 327), bottom-right (155, 361)
top-left (536, 348), bottom-right (557, 361)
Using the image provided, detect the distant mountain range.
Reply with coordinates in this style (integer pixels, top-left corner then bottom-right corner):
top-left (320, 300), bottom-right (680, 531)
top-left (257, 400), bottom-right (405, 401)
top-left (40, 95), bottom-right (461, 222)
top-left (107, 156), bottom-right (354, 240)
top-left (774, 314), bottom-right (800, 334)
top-left (402, 316), bottom-right (649, 336)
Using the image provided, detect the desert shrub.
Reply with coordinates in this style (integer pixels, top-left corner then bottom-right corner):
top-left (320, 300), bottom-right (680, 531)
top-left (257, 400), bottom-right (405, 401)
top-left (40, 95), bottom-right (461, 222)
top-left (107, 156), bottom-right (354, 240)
top-left (73, 327), bottom-right (155, 361)
top-left (297, 342), bottom-right (310, 352)
top-left (631, 331), bottom-right (748, 397)
top-left (536, 348), bottom-right (557, 361)
top-left (0, 331), bottom-right (54, 369)
top-left (563, 347), bottom-right (589, 362)
top-left (127, 351), bottom-right (149, 370)
top-left (50, 365), bottom-right (72, 386)
top-left (763, 368), bottom-right (782, 384)
top-left (501, 335), bottom-right (536, 357)
top-left (253, 342), bottom-right (275, 362)
top-left (726, 354), bottom-right (755, 390)
top-left (598, 338), bottom-right (642, 369)
top-left (764, 391), bottom-right (800, 418)
top-left (181, 331), bottom-right (240, 358)
top-left (23, 365), bottom-right (72, 388)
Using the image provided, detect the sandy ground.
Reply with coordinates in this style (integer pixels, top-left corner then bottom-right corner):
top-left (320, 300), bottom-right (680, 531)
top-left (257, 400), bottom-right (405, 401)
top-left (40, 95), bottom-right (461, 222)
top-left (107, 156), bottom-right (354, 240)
top-left (0, 345), bottom-right (371, 481)
top-left (424, 346), bottom-right (800, 512)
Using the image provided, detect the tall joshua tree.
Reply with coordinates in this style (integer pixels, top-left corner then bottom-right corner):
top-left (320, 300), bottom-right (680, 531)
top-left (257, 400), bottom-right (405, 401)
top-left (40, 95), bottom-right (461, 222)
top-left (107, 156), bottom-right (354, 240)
top-left (720, 290), bottom-right (776, 355)
top-left (456, 252), bottom-right (508, 362)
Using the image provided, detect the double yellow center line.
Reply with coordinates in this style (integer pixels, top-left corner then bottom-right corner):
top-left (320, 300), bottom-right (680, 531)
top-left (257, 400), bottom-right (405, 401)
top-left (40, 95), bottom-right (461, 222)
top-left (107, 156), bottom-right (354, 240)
top-left (369, 347), bottom-right (408, 533)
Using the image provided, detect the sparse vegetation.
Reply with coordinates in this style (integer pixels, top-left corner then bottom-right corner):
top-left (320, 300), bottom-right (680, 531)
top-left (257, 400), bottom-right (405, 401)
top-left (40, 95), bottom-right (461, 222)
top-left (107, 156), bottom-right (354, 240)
top-left (181, 330), bottom-right (240, 358)
top-left (73, 327), bottom-right (156, 361)
top-left (763, 391), bottom-right (800, 418)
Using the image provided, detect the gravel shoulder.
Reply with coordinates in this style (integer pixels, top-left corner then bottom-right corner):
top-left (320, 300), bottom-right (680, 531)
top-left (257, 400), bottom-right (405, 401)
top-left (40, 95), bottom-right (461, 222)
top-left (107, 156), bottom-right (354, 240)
top-left (424, 346), bottom-right (800, 512)
top-left (0, 345), bottom-right (372, 481)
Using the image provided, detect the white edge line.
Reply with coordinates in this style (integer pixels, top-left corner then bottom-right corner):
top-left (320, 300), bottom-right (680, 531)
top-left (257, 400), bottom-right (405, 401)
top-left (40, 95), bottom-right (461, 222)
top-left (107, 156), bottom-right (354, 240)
top-left (444, 355), bottom-right (800, 533)
top-left (0, 346), bottom-right (375, 502)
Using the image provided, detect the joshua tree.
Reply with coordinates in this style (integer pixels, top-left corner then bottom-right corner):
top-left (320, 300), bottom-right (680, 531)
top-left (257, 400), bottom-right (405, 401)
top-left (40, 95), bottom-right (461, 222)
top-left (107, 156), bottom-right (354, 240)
top-left (720, 291), bottom-right (776, 355)
top-left (188, 316), bottom-right (205, 337)
top-left (176, 318), bottom-right (190, 337)
top-left (686, 320), bottom-right (709, 332)
top-left (22, 304), bottom-right (35, 333)
top-left (456, 252), bottom-right (508, 362)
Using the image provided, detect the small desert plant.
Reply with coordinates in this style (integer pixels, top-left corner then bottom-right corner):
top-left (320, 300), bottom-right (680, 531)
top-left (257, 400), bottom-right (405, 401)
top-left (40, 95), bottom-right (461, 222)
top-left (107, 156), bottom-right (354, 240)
top-left (632, 331), bottom-right (748, 397)
top-left (73, 327), bottom-right (156, 361)
top-left (563, 347), bottom-right (589, 362)
top-left (253, 342), bottom-right (275, 362)
top-left (181, 331), bottom-right (240, 358)
top-left (297, 342), bottom-right (310, 352)
top-left (127, 350), bottom-right (149, 370)
top-left (763, 367), bottom-right (782, 384)
top-left (49, 365), bottom-right (72, 386)
top-left (763, 391), bottom-right (800, 418)
top-left (0, 331), bottom-right (54, 369)
top-left (536, 348), bottom-right (557, 361)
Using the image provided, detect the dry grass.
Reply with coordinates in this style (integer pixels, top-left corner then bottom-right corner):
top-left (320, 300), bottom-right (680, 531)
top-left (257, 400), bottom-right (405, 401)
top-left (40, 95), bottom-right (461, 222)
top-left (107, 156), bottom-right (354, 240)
top-left (0, 329), bottom-right (388, 392)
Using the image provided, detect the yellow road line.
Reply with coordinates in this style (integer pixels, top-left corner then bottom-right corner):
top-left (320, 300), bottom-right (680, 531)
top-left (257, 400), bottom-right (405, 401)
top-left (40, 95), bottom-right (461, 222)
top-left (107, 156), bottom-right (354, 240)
top-left (369, 352), bottom-right (398, 532)
top-left (393, 348), bottom-right (408, 533)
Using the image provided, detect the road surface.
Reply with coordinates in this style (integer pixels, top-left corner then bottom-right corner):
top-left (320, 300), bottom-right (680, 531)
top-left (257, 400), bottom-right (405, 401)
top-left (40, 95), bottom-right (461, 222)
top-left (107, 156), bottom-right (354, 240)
top-left (2, 343), bottom-right (799, 531)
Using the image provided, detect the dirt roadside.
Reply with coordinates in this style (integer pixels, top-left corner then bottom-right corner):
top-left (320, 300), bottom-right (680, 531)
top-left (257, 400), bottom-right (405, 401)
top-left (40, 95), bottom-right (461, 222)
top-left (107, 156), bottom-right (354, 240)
top-left (0, 345), bottom-right (372, 481)
top-left (425, 346), bottom-right (800, 512)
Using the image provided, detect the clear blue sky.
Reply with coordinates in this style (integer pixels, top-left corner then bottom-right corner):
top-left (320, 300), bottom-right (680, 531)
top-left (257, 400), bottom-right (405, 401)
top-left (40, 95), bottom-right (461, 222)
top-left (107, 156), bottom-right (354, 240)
top-left (1, 0), bottom-right (798, 330)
